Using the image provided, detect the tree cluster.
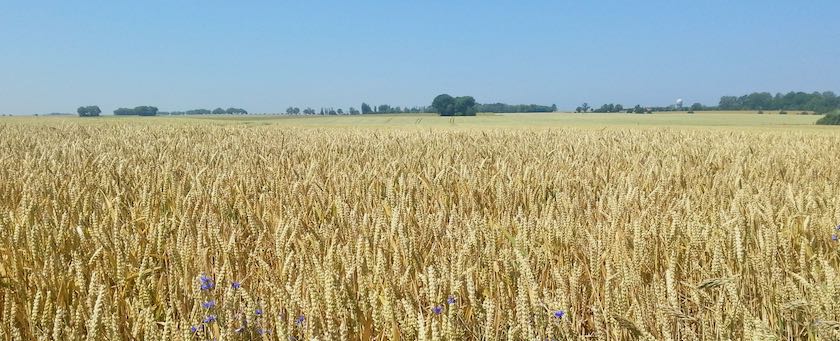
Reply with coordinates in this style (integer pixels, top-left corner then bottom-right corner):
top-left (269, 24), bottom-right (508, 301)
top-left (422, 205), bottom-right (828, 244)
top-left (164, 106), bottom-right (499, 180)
top-left (592, 104), bottom-right (624, 113)
top-left (114, 106), bottom-right (159, 116)
top-left (719, 91), bottom-right (839, 113)
top-left (77, 106), bottom-right (102, 117)
top-left (431, 94), bottom-right (477, 116)
top-left (816, 110), bottom-right (840, 125)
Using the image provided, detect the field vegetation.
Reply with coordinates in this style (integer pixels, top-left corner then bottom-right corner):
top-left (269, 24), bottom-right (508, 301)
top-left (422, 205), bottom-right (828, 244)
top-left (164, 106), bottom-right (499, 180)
top-left (0, 115), bottom-right (839, 340)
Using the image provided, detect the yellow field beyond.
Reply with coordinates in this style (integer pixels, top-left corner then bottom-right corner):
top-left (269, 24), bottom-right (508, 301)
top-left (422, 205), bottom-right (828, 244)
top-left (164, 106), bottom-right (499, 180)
top-left (0, 114), bottom-right (839, 340)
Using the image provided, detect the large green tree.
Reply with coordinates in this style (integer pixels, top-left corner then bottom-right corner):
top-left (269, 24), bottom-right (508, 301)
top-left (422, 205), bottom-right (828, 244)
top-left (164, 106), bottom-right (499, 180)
top-left (431, 94), bottom-right (477, 116)
top-left (77, 105), bottom-right (101, 117)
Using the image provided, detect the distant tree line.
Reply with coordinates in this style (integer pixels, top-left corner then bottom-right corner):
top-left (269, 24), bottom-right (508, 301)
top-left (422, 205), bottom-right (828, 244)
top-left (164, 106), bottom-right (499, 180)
top-left (359, 103), bottom-right (429, 114)
top-left (475, 103), bottom-right (556, 113)
top-left (578, 102), bottom-right (705, 114)
top-left (351, 102), bottom-right (557, 114)
top-left (284, 107), bottom-right (362, 115)
top-left (94, 106), bottom-right (250, 116)
top-left (719, 91), bottom-right (839, 113)
top-left (113, 106), bottom-right (159, 116)
top-left (160, 107), bottom-right (248, 116)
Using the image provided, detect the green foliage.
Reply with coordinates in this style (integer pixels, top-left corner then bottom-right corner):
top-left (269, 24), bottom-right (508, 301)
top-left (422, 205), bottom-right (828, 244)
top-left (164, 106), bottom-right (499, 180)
top-left (592, 103), bottom-right (624, 113)
top-left (476, 103), bottom-right (556, 113)
top-left (225, 107), bottom-right (248, 115)
top-left (212, 108), bottom-right (226, 115)
top-left (76, 105), bottom-right (101, 117)
top-left (113, 106), bottom-right (159, 116)
top-left (361, 103), bottom-right (372, 114)
top-left (431, 94), bottom-right (477, 116)
top-left (134, 106), bottom-right (158, 116)
top-left (633, 105), bottom-right (646, 114)
top-left (183, 109), bottom-right (211, 115)
top-left (114, 107), bottom-right (136, 115)
top-left (580, 103), bottom-right (590, 113)
top-left (719, 91), bottom-right (839, 113)
top-left (816, 112), bottom-right (840, 125)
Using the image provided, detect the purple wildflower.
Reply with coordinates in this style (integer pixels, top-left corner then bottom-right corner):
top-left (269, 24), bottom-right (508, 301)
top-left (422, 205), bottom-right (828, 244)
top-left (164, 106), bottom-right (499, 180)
top-left (202, 300), bottom-right (216, 309)
top-left (833, 234), bottom-right (838, 241)
top-left (231, 281), bottom-right (241, 289)
top-left (255, 308), bottom-right (263, 316)
top-left (190, 326), bottom-right (199, 333)
top-left (432, 305), bottom-right (443, 315)
top-left (553, 310), bottom-right (565, 319)
top-left (295, 315), bottom-right (305, 326)
top-left (203, 315), bottom-right (217, 324)
top-left (447, 296), bottom-right (456, 305)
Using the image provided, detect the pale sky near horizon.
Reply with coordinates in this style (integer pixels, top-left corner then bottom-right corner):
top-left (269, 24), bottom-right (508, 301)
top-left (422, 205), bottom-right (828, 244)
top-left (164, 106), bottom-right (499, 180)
top-left (1, 1), bottom-right (839, 114)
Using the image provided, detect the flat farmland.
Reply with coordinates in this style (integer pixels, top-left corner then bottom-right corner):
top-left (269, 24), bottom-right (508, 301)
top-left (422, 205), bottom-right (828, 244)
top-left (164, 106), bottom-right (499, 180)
top-left (0, 114), bottom-right (838, 340)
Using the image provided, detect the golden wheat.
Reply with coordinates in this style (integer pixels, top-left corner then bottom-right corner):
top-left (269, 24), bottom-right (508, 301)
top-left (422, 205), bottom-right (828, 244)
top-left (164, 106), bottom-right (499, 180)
top-left (0, 119), bottom-right (839, 340)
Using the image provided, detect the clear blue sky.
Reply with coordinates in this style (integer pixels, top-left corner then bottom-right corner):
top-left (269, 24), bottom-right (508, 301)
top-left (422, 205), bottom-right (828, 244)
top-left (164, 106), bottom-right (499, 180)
top-left (1, 1), bottom-right (839, 114)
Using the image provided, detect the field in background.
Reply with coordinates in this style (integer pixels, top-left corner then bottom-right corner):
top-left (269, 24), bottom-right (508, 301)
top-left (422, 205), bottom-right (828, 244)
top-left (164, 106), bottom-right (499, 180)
top-left (2, 111), bottom-right (828, 130)
top-left (0, 115), bottom-right (839, 340)
top-left (174, 111), bottom-right (826, 129)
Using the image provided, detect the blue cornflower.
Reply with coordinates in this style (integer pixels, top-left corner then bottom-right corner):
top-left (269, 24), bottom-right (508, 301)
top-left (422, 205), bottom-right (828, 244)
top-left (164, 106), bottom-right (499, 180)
top-left (295, 315), bottom-right (305, 326)
top-left (190, 326), bottom-right (199, 333)
top-left (836, 224), bottom-right (840, 231)
top-left (202, 300), bottom-right (216, 309)
top-left (447, 296), bottom-right (456, 305)
top-left (832, 234), bottom-right (838, 241)
top-left (203, 315), bottom-right (217, 324)
top-left (432, 305), bottom-right (443, 315)
top-left (553, 310), bottom-right (565, 319)
top-left (200, 275), bottom-right (214, 290)
top-left (231, 281), bottom-right (241, 289)
top-left (255, 308), bottom-right (263, 316)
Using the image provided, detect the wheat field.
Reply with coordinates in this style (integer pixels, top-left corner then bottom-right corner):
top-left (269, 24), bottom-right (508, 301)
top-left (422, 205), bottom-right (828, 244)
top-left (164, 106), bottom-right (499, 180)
top-left (1, 117), bottom-right (839, 340)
